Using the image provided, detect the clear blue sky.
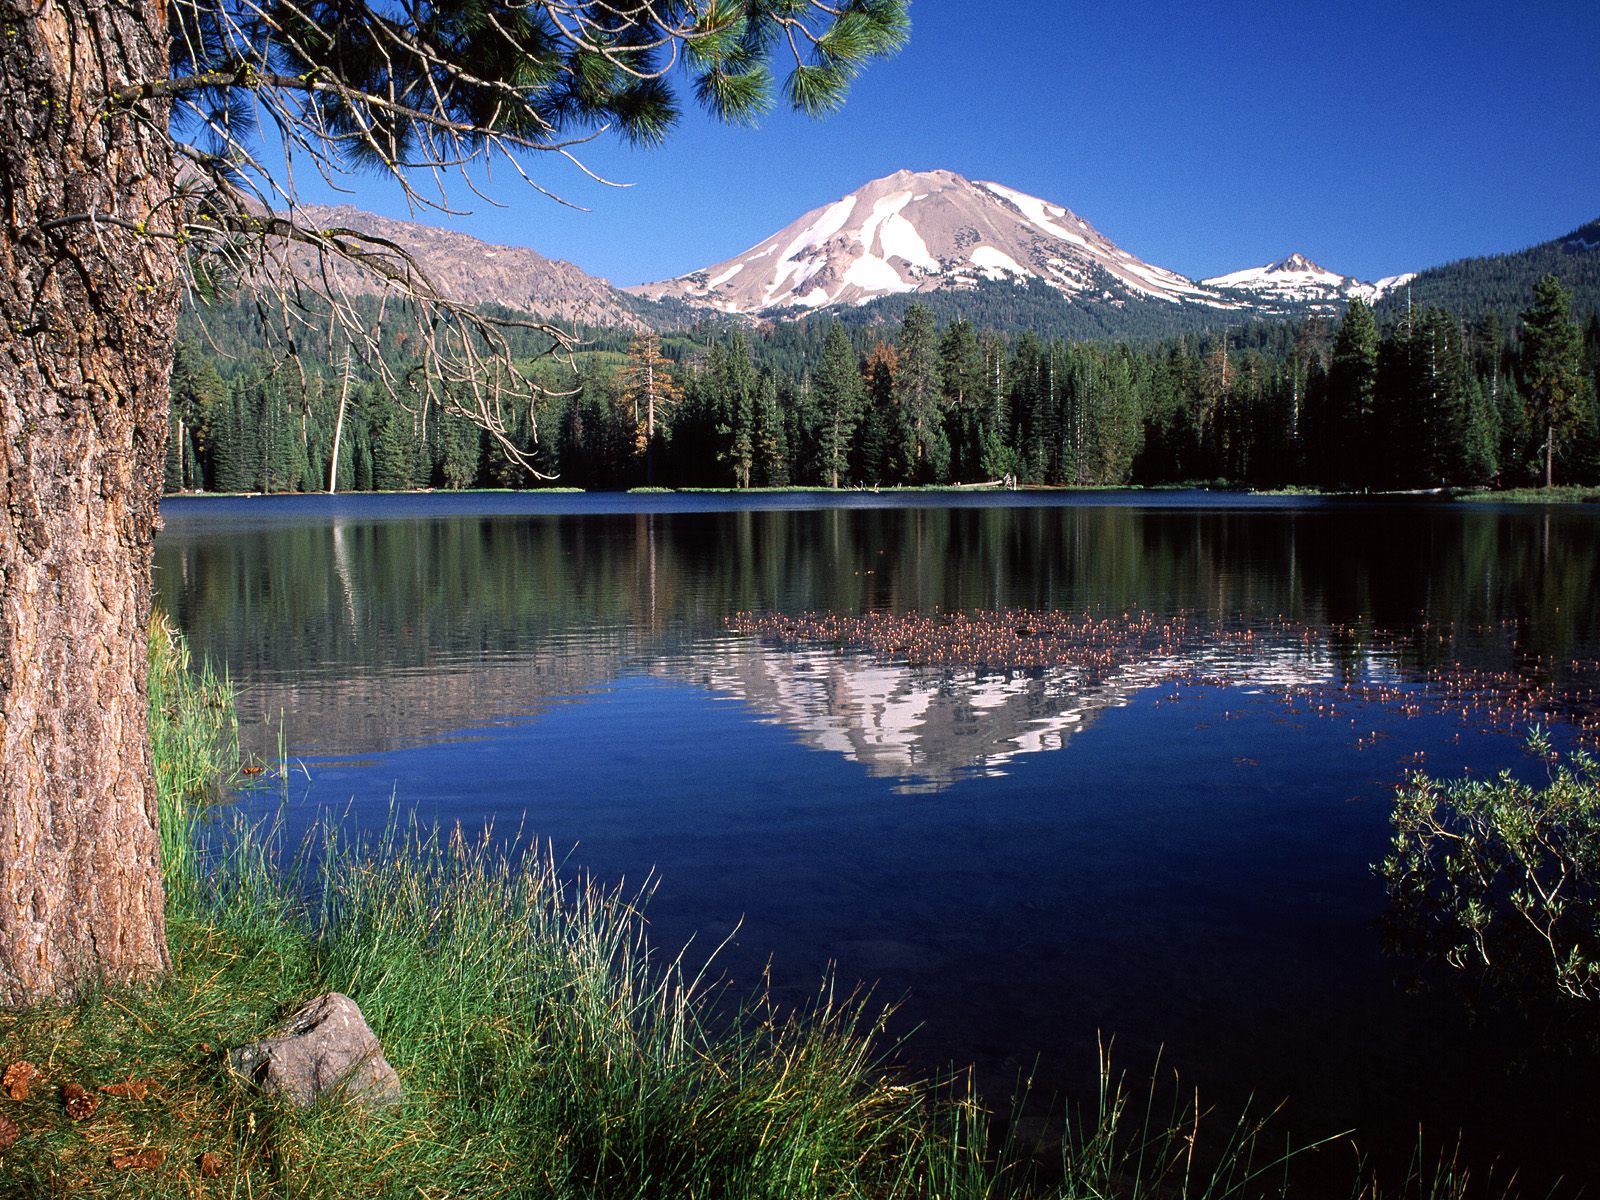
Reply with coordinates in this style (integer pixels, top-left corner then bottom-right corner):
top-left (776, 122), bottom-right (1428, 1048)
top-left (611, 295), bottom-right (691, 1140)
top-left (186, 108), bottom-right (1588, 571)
top-left (305, 0), bottom-right (1600, 288)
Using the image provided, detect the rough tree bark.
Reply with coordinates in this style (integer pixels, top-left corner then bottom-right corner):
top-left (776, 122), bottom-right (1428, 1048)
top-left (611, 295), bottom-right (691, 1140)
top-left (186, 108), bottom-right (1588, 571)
top-left (0, 0), bottom-right (180, 1005)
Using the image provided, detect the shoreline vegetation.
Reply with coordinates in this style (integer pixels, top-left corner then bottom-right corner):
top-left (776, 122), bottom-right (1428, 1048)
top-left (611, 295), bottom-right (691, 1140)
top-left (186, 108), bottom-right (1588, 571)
top-left (160, 481), bottom-right (1600, 503)
top-left (0, 619), bottom-right (1534, 1196)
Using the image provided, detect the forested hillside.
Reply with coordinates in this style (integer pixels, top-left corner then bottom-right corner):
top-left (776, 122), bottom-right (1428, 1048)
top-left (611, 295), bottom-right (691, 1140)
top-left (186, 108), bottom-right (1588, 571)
top-left (1377, 219), bottom-right (1600, 328)
top-left (167, 282), bottom-right (1600, 496)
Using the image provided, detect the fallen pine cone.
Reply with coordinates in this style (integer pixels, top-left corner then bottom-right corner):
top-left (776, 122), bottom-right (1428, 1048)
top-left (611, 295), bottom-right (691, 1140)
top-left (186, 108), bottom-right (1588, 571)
top-left (198, 1150), bottom-right (225, 1178)
top-left (0, 1112), bottom-right (18, 1153)
top-left (2, 1061), bottom-right (37, 1102)
top-left (61, 1084), bottom-right (99, 1121)
top-left (111, 1148), bottom-right (163, 1171)
top-left (100, 1078), bottom-right (155, 1101)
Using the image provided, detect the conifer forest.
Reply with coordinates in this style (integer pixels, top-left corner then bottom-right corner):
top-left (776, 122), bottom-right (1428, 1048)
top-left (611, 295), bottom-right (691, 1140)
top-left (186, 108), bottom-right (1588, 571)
top-left (168, 282), bottom-right (1600, 496)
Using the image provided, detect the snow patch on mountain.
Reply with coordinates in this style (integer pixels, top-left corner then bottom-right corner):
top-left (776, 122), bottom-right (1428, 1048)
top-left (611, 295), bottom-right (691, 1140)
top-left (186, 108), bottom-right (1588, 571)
top-left (971, 245), bottom-right (1026, 278)
top-left (1371, 272), bottom-right (1417, 298)
top-left (629, 169), bottom-right (1245, 315)
top-left (844, 254), bottom-right (915, 296)
top-left (1203, 253), bottom-right (1414, 308)
top-left (978, 181), bottom-right (1091, 248)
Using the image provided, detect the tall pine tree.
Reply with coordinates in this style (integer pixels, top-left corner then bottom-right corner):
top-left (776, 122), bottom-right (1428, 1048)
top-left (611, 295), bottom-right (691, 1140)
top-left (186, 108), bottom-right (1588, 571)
top-left (1326, 298), bottom-right (1380, 488)
top-left (814, 321), bottom-right (865, 488)
top-left (1521, 274), bottom-right (1588, 488)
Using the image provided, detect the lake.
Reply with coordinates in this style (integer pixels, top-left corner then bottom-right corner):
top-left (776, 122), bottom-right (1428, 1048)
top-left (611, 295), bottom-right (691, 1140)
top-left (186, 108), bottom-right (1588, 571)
top-left (155, 490), bottom-right (1600, 1192)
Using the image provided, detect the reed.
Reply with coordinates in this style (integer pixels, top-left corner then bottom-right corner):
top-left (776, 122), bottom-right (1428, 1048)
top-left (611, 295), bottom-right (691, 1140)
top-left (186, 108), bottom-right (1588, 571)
top-left (145, 610), bottom-right (242, 902)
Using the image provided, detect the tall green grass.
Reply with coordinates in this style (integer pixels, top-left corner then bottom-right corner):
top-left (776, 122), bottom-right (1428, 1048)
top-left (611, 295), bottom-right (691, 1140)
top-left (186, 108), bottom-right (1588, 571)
top-left (146, 609), bottom-right (242, 902)
top-left (0, 618), bottom-right (1498, 1197)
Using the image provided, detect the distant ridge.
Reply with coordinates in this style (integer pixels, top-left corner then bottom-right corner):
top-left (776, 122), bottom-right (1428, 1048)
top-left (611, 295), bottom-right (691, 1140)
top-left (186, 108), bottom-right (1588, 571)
top-left (1375, 216), bottom-right (1600, 326)
top-left (1203, 252), bottom-right (1413, 309)
top-left (294, 204), bottom-right (653, 330)
top-left (244, 189), bottom-right (1596, 342)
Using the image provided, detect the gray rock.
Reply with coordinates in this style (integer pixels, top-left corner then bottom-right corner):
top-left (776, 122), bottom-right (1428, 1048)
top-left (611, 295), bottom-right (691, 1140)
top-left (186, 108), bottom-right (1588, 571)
top-left (228, 993), bottom-right (402, 1108)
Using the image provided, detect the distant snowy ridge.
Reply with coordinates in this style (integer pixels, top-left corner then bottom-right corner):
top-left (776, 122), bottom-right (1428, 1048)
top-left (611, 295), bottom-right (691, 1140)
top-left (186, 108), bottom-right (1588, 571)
top-left (1203, 252), bottom-right (1413, 309)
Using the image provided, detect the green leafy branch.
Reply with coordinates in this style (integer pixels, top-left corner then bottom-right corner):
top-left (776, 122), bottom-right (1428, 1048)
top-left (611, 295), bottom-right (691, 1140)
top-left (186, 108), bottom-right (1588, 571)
top-left (1380, 730), bottom-right (1600, 1001)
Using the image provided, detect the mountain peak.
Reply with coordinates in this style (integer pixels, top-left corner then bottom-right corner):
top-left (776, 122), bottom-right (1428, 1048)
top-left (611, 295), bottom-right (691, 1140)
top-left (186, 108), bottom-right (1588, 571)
top-left (627, 169), bottom-right (1225, 314)
top-left (1203, 251), bottom-right (1406, 308)
top-left (1268, 252), bottom-right (1324, 274)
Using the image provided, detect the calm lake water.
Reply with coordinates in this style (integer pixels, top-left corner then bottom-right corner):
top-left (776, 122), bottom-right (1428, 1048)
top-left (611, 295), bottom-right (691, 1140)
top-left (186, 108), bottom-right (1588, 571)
top-left (155, 491), bottom-right (1600, 1192)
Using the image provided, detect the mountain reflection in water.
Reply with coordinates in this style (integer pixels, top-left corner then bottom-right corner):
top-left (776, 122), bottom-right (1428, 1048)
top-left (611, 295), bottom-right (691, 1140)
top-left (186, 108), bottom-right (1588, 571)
top-left (154, 493), bottom-right (1600, 1192)
top-left (157, 496), bottom-right (1600, 775)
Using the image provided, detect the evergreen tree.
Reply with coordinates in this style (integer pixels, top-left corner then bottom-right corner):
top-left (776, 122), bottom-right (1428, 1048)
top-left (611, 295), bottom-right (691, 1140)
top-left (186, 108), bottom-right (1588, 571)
top-left (853, 345), bottom-right (895, 485)
top-left (711, 332), bottom-right (758, 488)
top-left (752, 372), bottom-right (790, 487)
top-left (0, 0), bottom-right (911, 1003)
top-left (1520, 274), bottom-right (1588, 487)
top-left (939, 320), bottom-right (986, 480)
top-left (437, 405), bottom-right (483, 489)
top-left (814, 321), bottom-right (865, 488)
top-left (976, 330), bottom-right (1016, 481)
top-left (240, 367), bottom-right (309, 493)
top-left (1078, 346), bottom-right (1143, 484)
top-left (1326, 298), bottom-right (1380, 488)
top-left (782, 372), bottom-right (816, 486)
top-left (167, 342), bottom-right (225, 490)
top-left (1578, 315), bottom-right (1600, 481)
top-left (1009, 333), bottom-right (1057, 482)
top-left (892, 304), bottom-right (947, 483)
top-left (210, 374), bottom-right (260, 493)
top-left (371, 392), bottom-right (424, 492)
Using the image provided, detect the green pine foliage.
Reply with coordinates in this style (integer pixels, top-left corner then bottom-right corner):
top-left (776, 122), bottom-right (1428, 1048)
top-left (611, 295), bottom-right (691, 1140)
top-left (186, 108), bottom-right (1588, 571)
top-left (1376, 218), bottom-right (1600, 329)
top-left (814, 321), bottom-right (865, 488)
top-left (167, 280), bottom-right (1600, 496)
top-left (1521, 275), bottom-right (1592, 487)
top-left (892, 304), bottom-right (948, 484)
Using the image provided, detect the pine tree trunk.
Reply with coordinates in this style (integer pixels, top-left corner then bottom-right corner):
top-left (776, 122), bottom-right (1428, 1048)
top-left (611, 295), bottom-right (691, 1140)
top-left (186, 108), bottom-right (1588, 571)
top-left (0, 0), bottom-right (180, 1005)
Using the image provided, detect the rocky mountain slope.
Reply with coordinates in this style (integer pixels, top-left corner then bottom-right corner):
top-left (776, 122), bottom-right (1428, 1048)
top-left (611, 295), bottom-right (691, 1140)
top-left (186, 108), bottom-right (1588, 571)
top-left (266, 181), bottom-right (1591, 341)
top-left (293, 204), bottom-right (653, 330)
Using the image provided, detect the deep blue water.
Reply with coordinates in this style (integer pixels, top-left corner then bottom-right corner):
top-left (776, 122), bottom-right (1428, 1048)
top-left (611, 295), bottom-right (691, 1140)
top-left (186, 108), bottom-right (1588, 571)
top-left (155, 490), bottom-right (1600, 1192)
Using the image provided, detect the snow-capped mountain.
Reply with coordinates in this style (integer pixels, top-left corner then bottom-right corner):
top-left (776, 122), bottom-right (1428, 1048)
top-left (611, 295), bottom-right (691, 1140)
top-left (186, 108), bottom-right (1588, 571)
top-left (628, 169), bottom-right (1246, 315)
top-left (1203, 252), bottom-right (1414, 309)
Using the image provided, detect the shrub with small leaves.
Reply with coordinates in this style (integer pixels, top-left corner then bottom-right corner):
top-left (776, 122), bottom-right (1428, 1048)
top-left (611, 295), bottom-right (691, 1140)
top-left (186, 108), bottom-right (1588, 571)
top-left (1380, 730), bottom-right (1600, 1001)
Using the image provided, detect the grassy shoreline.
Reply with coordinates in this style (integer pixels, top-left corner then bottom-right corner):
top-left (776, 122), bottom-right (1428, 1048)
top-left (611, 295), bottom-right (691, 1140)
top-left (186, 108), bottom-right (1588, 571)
top-left (0, 619), bottom-right (1492, 1196)
top-left (162, 481), bottom-right (1600, 504)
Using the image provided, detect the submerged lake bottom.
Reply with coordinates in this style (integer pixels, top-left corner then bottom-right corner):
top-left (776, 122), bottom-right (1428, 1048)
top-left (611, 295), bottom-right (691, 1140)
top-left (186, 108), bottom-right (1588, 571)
top-left (157, 490), bottom-right (1600, 1193)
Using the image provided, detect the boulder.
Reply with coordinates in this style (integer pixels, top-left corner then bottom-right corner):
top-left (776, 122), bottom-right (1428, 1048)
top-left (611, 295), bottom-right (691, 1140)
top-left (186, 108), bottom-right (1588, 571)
top-left (228, 993), bottom-right (402, 1108)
